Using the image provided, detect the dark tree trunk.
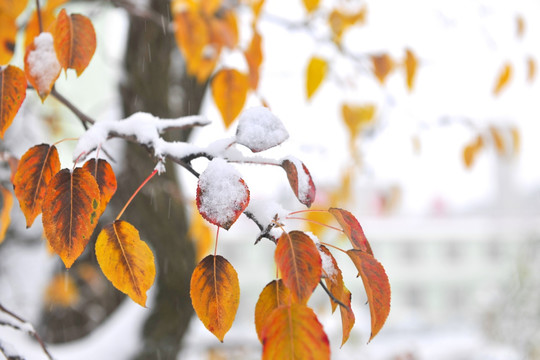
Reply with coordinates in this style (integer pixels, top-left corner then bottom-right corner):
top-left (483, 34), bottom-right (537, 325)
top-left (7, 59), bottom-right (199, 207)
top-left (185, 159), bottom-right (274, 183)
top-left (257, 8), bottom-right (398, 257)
top-left (117, 1), bottom-right (208, 358)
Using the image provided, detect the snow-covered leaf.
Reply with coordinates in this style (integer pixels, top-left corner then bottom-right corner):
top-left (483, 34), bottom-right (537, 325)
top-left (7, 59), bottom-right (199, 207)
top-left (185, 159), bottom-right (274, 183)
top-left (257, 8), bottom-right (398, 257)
top-left (235, 107), bottom-right (289, 152)
top-left (281, 157), bottom-right (316, 208)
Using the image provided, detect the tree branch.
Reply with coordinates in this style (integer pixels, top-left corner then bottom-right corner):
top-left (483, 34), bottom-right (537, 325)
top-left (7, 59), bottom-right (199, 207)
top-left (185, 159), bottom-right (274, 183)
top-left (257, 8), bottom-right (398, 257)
top-left (50, 88), bottom-right (95, 128)
top-left (0, 303), bottom-right (54, 360)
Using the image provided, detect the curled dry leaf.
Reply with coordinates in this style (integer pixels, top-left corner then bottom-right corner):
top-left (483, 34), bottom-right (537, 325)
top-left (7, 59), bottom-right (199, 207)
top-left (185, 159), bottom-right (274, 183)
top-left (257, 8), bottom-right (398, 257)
top-left (0, 185), bottom-right (13, 243)
top-left (82, 159), bottom-right (117, 216)
top-left (196, 158), bottom-right (250, 230)
top-left (261, 304), bottom-right (330, 360)
top-left (42, 167), bottom-right (101, 268)
top-left (329, 207), bottom-right (373, 255)
top-left (54, 9), bottom-right (97, 76)
top-left (0, 65), bottom-right (27, 138)
top-left (190, 255), bottom-right (240, 342)
top-left (13, 144), bottom-right (60, 228)
top-left (306, 56), bottom-right (328, 100)
top-left (211, 68), bottom-right (249, 128)
top-left (24, 32), bottom-right (61, 101)
top-left (281, 157), bottom-right (316, 208)
top-left (96, 220), bottom-right (156, 307)
top-left (347, 249), bottom-right (391, 342)
top-left (275, 231), bottom-right (322, 304)
top-left (254, 279), bottom-right (291, 342)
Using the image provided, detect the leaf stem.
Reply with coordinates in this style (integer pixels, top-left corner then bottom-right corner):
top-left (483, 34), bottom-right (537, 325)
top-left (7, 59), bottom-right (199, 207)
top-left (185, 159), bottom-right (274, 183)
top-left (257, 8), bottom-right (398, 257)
top-left (287, 209), bottom-right (328, 216)
top-left (285, 216), bottom-right (343, 233)
top-left (52, 137), bottom-right (79, 146)
top-left (116, 169), bottom-right (158, 221)
top-left (319, 241), bottom-right (347, 254)
top-left (214, 225), bottom-right (220, 256)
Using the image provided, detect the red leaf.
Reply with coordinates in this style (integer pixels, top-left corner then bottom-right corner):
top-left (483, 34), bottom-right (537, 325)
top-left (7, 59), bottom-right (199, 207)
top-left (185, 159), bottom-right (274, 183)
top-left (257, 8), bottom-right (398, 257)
top-left (329, 207), bottom-right (373, 255)
top-left (82, 159), bottom-right (117, 216)
top-left (53, 9), bottom-right (96, 76)
top-left (275, 231), bottom-right (321, 304)
top-left (0, 65), bottom-right (27, 138)
top-left (261, 304), bottom-right (330, 360)
top-left (196, 158), bottom-right (249, 230)
top-left (347, 250), bottom-right (391, 342)
top-left (42, 167), bottom-right (101, 268)
top-left (281, 157), bottom-right (316, 208)
top-left (13, 144), bottom-right (61, 228)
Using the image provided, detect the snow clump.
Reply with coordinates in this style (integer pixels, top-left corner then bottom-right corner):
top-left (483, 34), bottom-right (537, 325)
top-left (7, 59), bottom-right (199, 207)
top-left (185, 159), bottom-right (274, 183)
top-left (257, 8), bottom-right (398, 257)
top-left (235, 107), bottom-right (289, 152)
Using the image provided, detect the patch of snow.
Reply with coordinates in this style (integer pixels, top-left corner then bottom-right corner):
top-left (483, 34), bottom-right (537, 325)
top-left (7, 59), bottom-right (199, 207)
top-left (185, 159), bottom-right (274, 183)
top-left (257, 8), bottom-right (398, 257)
top-left (316, 243), bottom-right (338, 278)
top-left (235, 107), bottom-right (289, 152)
top-left (197, 158), bottom-right (249, 229)
top-left (26, 33), bottom-right (60, 95)
top-left (246, 199), bottom-right (289, 227)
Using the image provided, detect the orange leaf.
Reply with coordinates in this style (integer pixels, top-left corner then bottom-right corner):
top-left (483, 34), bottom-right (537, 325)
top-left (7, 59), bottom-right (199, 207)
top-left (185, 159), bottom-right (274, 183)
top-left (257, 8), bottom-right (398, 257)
top-left (0, 185), bottom-right (13, 243)
top-left (404, 48), bottom-right (418, 91)
top-left (261, 304), bottom-right (330, 360)
top-left (0, 65), bottom-right (27, 138)
top-left (13, 144), bottom-right (60, 227)
top-left (371, 53), bottom-right (394, 84)
top-left (347, 250), bottom-right (391, 342)
top-left (275, 231), bottom-right (321, 304)
top-left (527, 57), bottom-right (536, 82)
top-left (329, 208), bottom-right (373, 255)
top-left (42, 167), bottom-right (101, 268)
top-left (306, 56), bottom-right (328, 100)
top-left (516, 15), bottom-right (525, 38)
top-left (0, 0), bottom-right (29, 18)
top-left (338, 287), bottom-right (355, 347)
top-left (54, 9), bottom-right (97, 76)
top-left (24, 32), bottom-right (61, 101)
top-left (190, 255), bottom-right (240, 342)
top-left (201, 0), bottom-right (221, 15)
top-left (341, 103), bottom-right (376, 139)
top-left (44, 273), bottom-right (79, 307)
top-left (511, 126), bottom-right (520, 155)
top-left (489, 126), bottom-right (506, 155)
top-left (24, 0), bottom-right (70, 49)
top-left (82, 158), bottom-right (117, 216)
top-left (173, 10), bottom-right (209, 78)
top-left (249, 0), bottom-right (265, 19)
top-left (493, 63), bottom-right (512, 95)
top-left (96, 220), bottom-right (156, 307)
top-left (211, 69), bottom-right (249, 128)
top-left (244, 30), bottom-right (263, 90)
top-left (0, 13), bottom-right (17, 65)
top-left (302, 0), bottom-right (320, 13)
top-left (254, 279), bottom-right (291, 342)
top-left (210, 10), bottom-right (238, 49)
top-left (328, 7), bottom-right (366, 44)
top-left (196, 158), bottom-right (250, 230)
top-left (281, 158), bottom-right (316, 208)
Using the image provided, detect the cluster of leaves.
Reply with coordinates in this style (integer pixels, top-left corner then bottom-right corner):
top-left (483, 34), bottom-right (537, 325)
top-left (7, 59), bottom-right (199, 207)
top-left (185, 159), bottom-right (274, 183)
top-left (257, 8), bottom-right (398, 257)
top-left (0, 0), bottom-right (392, 358)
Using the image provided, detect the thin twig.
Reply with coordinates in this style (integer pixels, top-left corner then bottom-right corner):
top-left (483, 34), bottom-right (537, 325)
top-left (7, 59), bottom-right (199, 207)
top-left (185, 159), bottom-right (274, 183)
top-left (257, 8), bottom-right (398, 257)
top-left (35, 0), bottom-right (43, 33)
top-left (319, 281), bottom-right (347, 309)
top-left (0, 303), bottom-right (54, 360)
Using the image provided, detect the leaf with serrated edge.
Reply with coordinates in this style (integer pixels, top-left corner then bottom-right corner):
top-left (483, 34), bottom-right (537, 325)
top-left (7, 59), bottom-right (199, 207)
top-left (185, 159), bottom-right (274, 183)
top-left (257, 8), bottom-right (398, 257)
top-left (261, 304), bottom-right (330, 360)
top-left (82, 159), bottom-right (117, 216)
top-left (96, 220), bottom-right (155, 307)
top-left (0, 65), bottom-right (27, 138)
top-left (42, 168), bottom-right (100, 268)
top-left (54, 9), bottom-right (97, 76)
top-left (339, 287), bottom-right (355, 347)
top-left (347, 249), bottom-right (391, 342)
top-left (281, 158), bottom-right (316, 208)
top-left (0, 185), bottom-right (13, 243)
top-left (211, 69), bottom-right (249, 128)
top-left (275, 231), bottom-right (321, 304)
top-left (255, 279), bottom-right (291, 342)
top-left (329, 208), bottom-right (373, 255)
top-left (190, 255), bottom-right (240, 341)
top-left (13, 144), bottom-right (60, 227)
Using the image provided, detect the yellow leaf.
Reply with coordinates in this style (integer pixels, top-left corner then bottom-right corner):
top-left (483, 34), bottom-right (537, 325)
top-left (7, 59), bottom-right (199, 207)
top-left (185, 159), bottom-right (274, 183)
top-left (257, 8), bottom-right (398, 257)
top-left (201, 0), bottom-right (221, 15)
top-left (527, 57), bottom-right (536, 82)
top-left (306, 56), bottom-right (328, 100)
top-left (511, 126), bottom-right (520, 156)
top-left (493, 63), bottom-right (512, 95)
top-left (0, 185), bottom-right (13, 243)
top-left (0, 65), bottom-right (27, 138)
top-left (96, 220), bottom-right (156, 307)
top-left (302, 0), bottom-right (320, 13)
top-left (0, 13), bottom-right (16, 65)
top-left (341, 103), bottom-right (376, 139)
top-left (462, 134), bottom-right (483, 169)
top-left (0, 0), bottom-right (29, 18)
top-left (190, 255), bottom-right (240, 341)
top-left (173, 10), bottom-right (210, 77)
top-left (328, 7), bottom-right (366, 44)
top-left (44, 273), bottom-right (79, 307)
top-left (244, 31), bottom-right (263, 90)
top-left (371, 53), bottom-right (394, 84)
top-left (254, 279), bottom-right (291, 342)
top-left (489, 126), bottom-right (506, 155)
top-left (404, 48), bottom-right (418, 91)
top-left (211, 69), bottom-right (249, 128)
